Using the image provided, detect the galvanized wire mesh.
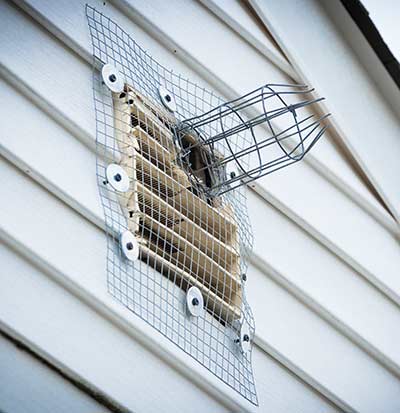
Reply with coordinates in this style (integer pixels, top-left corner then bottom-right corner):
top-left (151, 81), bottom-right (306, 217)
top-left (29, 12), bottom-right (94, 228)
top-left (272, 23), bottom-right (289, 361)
top-left (87, 5), bottom-right (257, 404)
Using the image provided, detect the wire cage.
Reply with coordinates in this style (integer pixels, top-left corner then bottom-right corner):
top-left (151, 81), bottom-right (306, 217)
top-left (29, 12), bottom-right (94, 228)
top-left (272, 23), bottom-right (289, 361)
top-left (177, 84), bottom-right (330, 195)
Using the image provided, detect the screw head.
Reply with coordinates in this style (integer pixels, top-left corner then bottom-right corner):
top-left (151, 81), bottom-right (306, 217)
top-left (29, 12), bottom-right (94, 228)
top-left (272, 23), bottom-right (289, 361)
top-left (192, 297), bottom-right (199, 306)
top-left (114, 173), bottom-right (122, 182)
top-left (230, 171), bottom-right (236, 179)
top-left (126, 242), bottom-right (134, 251)
top-left (109, 74), bottom-right (117, 83)
top-left (243, 334), bottom-right (250, 342)
top-left (242, 273), bottom-right (247, 282)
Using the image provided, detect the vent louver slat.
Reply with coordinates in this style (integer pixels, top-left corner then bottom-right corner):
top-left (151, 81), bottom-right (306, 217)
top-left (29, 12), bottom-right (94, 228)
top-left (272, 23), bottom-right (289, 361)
top-left (113, 87), bottom-right (242, 323)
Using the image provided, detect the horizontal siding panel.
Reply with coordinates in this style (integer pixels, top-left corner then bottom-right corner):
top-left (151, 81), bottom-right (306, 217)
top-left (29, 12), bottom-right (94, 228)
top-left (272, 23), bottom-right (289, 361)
top-left (0, 0), bottom-right (94, 138)
top-left (0, 334), bottom-right (114, 413)
top-left (197, 0), bottom-right (298, 80)
top-left (252, 159), bottom-right (400, 305)
top-left (246, 263), bottom-right (400, 413)
top-left (247, 188), bottom-right (400, 374)
top-left (0, 245), bottom-right (233, 413)
top-left (0, 158), bottom-right (340, 412)
top-left (0, 77), bottom-right (102, 226)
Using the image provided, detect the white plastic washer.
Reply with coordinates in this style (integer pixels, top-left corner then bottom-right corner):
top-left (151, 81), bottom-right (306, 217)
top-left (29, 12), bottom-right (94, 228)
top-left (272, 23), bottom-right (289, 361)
top-left (106, 164), bottom-right (130, 192)
top-left (158, 86), bottom-right (176, 112)
top-left (186, 286), bottom-right (204, 317)
top-left (239, 323), bottom-right (252, 353)
top-left (102, 63), bottom-right (124, 93)
top-left (120, 231), bottom-right (139, 261)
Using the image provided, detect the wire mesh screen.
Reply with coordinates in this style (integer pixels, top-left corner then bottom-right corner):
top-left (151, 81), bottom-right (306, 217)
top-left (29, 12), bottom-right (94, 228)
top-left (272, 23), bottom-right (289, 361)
top-left (87, 5), bottom-right (257, 404)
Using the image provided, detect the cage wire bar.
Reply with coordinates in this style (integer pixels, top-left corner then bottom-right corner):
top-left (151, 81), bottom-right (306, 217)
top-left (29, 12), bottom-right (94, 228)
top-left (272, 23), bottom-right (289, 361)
top-left (86, 4), bottom-right (328, 405)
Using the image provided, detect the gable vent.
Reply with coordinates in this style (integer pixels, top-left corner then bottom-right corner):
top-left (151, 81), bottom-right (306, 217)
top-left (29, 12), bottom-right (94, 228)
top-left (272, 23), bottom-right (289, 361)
top-left (113, 85), bottom-right (242, 324)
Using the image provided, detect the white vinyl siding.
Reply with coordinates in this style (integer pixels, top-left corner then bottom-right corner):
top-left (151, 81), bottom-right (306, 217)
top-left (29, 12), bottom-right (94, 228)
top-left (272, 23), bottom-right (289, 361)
top-left (1, 0), bottom-right (399, 411)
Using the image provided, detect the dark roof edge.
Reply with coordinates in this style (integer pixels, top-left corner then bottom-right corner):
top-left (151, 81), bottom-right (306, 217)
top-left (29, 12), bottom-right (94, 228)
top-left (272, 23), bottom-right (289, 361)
top-left (341, 0), bottom-right (400, 89)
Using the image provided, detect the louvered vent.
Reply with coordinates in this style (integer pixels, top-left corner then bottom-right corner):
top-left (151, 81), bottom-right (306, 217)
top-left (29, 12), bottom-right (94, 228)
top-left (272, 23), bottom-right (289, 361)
top-left (87, 5), bottom-right (258, 404)
top-left (113, 85), bottom-right (242, 323)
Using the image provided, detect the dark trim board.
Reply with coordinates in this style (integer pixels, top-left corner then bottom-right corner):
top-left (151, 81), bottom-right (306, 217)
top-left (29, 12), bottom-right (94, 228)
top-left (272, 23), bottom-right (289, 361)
top-left (341, 0), bottom-right (400, 89)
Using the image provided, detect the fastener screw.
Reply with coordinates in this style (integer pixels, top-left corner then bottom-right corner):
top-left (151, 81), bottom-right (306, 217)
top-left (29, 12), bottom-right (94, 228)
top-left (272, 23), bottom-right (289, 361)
top-left (192, 297), bottom-right (199, 306)
top-left (243, 334), bottom-right (250, 342)
top-left (109, 74), bottom-right (117, 83)
top-left (126, 242), bottom-right (134, 251)
top-left (114, 173), bottom-right (122, 182)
